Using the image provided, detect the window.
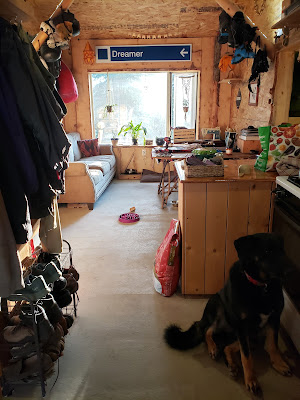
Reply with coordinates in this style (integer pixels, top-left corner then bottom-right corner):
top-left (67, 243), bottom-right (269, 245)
top-left (90, 71), bottom-right (198, 144)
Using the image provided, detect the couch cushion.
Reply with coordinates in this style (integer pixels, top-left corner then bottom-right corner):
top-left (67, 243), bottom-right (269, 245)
top-left (80, 155), bottom-right (116, 168)
top-left (84, 160), bottom-right (111, 175)
top-left (78, 139), bottom-right (100, 158)
top-left (67, 132), bottom-right (81, 161)
top-left (89, 169), bottom-right (103, 186)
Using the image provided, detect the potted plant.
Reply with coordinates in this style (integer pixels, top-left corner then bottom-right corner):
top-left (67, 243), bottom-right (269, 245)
top-left (103, 104), bottom-right (117, 118)
top-left (118, 121), bottom-right (147, 145)
top-left (111, 132), bottom-right (119, 146)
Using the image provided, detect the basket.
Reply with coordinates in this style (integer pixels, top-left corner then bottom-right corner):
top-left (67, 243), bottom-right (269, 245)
top-left (184, 159), bottom-right (224, 177)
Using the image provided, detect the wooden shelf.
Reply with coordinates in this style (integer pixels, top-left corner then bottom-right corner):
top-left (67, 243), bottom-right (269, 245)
top-left (119, 173), bottom-right (141, 180)
top-left (272, 7), bottom-right (300, 29)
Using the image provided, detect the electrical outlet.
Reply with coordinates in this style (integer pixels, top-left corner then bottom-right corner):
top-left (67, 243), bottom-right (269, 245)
top-left (142, 149), bottom-right (146, 157)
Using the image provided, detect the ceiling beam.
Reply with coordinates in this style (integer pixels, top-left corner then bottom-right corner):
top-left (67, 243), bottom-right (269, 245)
top-left (1, 0), bottom-right (42, 23)
top-left (215, 0), bottom-right (275, 60)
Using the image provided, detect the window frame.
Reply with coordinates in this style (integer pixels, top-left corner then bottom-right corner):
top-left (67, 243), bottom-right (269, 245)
top-left (89, 70), bottom-right (199, 144)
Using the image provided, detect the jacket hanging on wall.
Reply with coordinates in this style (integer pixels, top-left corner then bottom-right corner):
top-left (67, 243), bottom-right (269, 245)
top-left (248, 37), bottom-right (269, 92)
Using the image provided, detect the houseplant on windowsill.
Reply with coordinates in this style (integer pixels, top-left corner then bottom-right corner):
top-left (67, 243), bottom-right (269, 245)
top-left (118, 121), bottom-right (147, 145)
top-left (111, 132), bottom-right (119, 146)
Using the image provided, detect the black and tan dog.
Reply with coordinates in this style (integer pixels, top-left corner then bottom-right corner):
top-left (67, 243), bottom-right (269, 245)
top-left (164, 233), bottom-right (292, 396)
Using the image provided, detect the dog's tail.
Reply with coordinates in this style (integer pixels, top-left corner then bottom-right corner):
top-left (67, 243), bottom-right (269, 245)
top-left (164, 321), bottom-right (205, 350)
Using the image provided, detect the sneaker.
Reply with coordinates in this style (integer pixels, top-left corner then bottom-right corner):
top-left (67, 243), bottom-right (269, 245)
top-left (37, 252), bottom-right (62, 271)
top-left (63, 266), bottom-right (79, 281)
top-left (3, 325), bottom-right (35, 345)
top-left (10, 341), bottom-right (38, 360)
top-left (31, 261), bottom-right (62, 284)
top-left (19, 304), bottom-right (54, 344)
top-left (8, 276), bottom-right (50, 302)
top-left (52, 289), bottom-right (72, 308)
top-left (63, 273), bottom-right (79, 294)
top-left (37, 294), bottom-right (63, 325)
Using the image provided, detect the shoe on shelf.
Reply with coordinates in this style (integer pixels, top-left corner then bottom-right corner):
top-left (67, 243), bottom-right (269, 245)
top-left (37, 252), bottom-right (62, 271)
top-left (63, 314), bottom-right (74, 329)
top-left (52, 276), bottom-right (67, 293)
top-left (19, 353), bottom-right (54, 381)
top-left (37, 294), bottom-right (63, 325)
top-left (31, 261), bottom-right (62, 284)
top-left (52, 288), bottom-right (72, 308)
top-left (19, 304), bottom-right (54, 344)
top-left (8, 275), bottom-right (50, 302)
top-left (3, 360), bottom-right (22, 382)
top-left (3, 325), bottom-right (35, 345)
top-left (63, 265), bottom-right (79, 281)
top-left (10, 341), bottom-right (38, 360)
top-left (63, 273), bottom-right (79, 294)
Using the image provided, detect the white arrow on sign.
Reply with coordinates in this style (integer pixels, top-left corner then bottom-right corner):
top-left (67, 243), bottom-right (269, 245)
top-left (180, 48), bottom-right (188, 58)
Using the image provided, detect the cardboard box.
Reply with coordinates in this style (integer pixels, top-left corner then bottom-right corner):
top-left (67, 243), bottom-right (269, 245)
top-left (237, 137), bottom-right (262, 153)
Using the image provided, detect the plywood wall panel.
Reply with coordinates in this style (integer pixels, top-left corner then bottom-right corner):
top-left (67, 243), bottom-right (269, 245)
top-left (228, 58), bottom-right (275, 133)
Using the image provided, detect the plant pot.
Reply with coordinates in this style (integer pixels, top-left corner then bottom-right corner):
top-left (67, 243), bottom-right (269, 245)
top-left (156, 137), bottom-right (164, 146)
top-left (183, 106), bottom-right (189, 113)
top-left (132, 138), bottom-right (138, 145)
top-left (106, 105), bottom-right (113, 113)
top-left (111, 138), bottom-right (119, 146)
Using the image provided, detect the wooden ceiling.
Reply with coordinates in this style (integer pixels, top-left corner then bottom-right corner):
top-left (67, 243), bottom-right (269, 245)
top-left (2, 0), bottom-right (282, 42)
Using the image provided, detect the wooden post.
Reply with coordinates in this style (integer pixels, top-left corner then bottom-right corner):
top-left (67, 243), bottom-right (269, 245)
top-left (215, 0), bottom-right (275, 60)
top-left (271, 51), bottom-right (295, 125)
top-left (32, 0), bottom-right (74, 51)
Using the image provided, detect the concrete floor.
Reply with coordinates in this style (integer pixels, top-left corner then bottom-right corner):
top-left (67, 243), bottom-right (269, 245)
top-left (11, 181), bottom-right (300, 399)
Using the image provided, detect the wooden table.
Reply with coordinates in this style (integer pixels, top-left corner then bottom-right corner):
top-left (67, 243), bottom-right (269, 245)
top-left (151, 150), bottom-right (190, 208)
top-left (176, 159), bottom-right (277, 295)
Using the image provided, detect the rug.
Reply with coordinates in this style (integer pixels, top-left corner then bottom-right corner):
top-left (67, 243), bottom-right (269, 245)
top-left (140, 169), bottom-right (177, 183)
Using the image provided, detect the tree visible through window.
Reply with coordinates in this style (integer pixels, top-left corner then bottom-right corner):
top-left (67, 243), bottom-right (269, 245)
top-left (90, 71), bottom-right (198, 144)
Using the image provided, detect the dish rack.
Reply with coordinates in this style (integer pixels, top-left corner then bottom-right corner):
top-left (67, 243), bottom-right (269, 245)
top-left (0, 239), bottom-right (79, 398)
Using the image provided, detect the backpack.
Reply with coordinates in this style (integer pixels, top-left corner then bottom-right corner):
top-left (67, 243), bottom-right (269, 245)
top-left (218, 10), bottom-right (232, 44)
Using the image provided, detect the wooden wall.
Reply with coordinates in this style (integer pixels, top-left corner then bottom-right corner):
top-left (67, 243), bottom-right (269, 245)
top-left (65, 37), bottom-right (218, 139)
top-left (227, 58), bottom-right (275, 132)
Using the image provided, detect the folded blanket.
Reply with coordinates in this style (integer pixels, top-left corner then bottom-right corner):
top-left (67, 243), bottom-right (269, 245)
top-left (276, 156), bottom-right (300, 176)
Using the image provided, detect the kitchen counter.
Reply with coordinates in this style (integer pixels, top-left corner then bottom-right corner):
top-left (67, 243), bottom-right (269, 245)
top-left (176, 159), bottom-right (277, 295)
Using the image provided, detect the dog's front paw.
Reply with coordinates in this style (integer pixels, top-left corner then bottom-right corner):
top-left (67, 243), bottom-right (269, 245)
top-left (271, 357), bottom-right (292, 376)
top-left (208, 344), bottom-right (218, 360)
top-left (229, 364), bottom-right (239, 379)
top-left (245, 377), bottom-right (263, 397)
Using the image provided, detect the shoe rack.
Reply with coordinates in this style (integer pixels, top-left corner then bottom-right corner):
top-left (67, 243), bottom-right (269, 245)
top-left (0, 239), bottom-right (79, 398)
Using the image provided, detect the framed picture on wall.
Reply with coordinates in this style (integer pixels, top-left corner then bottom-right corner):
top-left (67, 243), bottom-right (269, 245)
top-left (248, 83), bottom-right (259, 106)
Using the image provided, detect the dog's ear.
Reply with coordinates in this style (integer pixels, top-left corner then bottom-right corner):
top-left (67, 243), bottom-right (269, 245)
top-left (234, 235), bottom-right (257, 261)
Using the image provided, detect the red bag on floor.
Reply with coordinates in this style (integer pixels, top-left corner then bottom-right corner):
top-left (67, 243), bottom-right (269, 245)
top-left (57, 61), bottom-right (78, 103)
top-left (153, 219), bottom-right (181, 297)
